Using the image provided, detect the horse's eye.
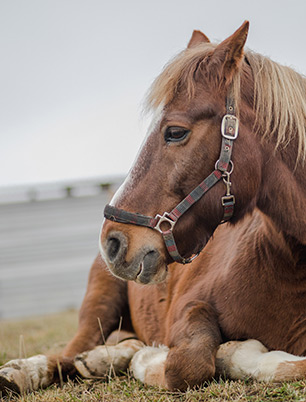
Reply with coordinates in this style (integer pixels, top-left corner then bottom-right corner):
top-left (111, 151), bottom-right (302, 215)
top-left (164, 127), bottom-right (190, 143)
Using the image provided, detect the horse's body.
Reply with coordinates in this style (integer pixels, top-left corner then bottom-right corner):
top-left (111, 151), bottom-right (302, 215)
top-left (1, 21), bottom-right (306, 395)
top-left (129, 210), bottom-right (306, 357)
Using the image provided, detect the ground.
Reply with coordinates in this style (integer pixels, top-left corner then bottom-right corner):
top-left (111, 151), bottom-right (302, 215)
top-left (1, 310), bottom-right (306, 401)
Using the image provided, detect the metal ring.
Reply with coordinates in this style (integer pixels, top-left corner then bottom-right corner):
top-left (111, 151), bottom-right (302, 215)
top-left (215, 160), bottom-right (234, 175)
top-left (227, 160), bottom-right (234, 175)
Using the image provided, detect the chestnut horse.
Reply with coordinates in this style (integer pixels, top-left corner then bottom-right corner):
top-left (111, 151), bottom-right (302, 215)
top-left (1, 21), bottom-right (306, 395)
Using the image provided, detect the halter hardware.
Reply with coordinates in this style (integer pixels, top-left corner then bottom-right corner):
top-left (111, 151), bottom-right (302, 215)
top-left (154, 213), bottom-right (176, 234)
top-left (221, 114), bottom-right (239, 140)
top-left (104, 84), bottom-right (239, 265)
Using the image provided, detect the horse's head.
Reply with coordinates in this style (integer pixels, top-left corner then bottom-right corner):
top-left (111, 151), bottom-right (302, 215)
top-left (100, 21), bottom-right (263, 284)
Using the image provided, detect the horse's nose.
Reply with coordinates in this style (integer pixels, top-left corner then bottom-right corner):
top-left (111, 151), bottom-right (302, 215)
top-left (105, 232), bottom-right (127, 263)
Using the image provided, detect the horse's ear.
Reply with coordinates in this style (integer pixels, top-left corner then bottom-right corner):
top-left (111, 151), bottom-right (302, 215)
top-left (187, 30), bottom-right (210, 48)
top-left (211, 21), bottom-right (249, 80)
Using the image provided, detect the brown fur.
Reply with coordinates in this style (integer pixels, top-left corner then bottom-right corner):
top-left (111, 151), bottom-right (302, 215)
top-left (275, 360), bottom-right (306, 382)
top-left (144, 362), bottom-right (167, 388)
top-left (99, 21), bottom-right (306, 389)
top-left (3, 22), bottom-right (305, 395)
top-left (146, 22), bottom-right (306, 162)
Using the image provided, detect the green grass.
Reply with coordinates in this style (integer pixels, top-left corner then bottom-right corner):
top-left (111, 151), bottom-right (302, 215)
top-left (1, 311), bottom-right (306, 401)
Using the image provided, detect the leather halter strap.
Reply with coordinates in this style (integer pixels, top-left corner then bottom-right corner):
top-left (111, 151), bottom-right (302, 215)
top-left (104, 86), bottom-right (239, 264)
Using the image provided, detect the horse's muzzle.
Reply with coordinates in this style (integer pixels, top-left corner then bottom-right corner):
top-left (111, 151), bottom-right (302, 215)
top-left (102, 230), bottom-right (167, 284)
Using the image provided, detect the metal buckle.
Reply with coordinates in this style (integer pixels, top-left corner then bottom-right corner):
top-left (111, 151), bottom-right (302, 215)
top-left (183, 252), bottom-right (200, 264)
top-left (221, 115), bottom-right (239, 140)
top-left (154, 212), bottom-right (176, 234)
top-left (221, 195), bottom-right (235, 206)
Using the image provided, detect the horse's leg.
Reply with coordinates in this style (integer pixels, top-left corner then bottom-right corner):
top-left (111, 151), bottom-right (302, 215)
top-left (130, 335), bottom-right (306, 389)
top-left (62, 256), bottom-right (132, 360)
top-left (74, 337), bottom-right (144, 379)
top-left (0, 255), bottom-right (132, 395)
top-left (131, 301), bottom-right (222, 390)
top-left (216, 339), bottom-right (306, 381)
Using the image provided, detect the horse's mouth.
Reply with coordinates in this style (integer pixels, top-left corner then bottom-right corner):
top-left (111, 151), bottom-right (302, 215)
top-left (135, 262), bottom-right (168, 284)
top-left (134, 251), bottom-right (168, 284)
top-left (135, 262), bottom-right (144, 281)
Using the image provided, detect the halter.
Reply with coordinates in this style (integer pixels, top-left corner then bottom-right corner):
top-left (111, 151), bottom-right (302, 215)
top-left (104, 86), bottom-right (239, 264)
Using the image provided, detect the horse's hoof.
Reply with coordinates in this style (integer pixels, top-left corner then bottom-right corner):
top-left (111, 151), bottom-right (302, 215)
top-left (0, 355), bottom-right (52, 394)
top-left (130, 345), bottom-right (168, 387)
top-left (74, 339), bottom-right (144, 378)
top-left (0, 369), bottom-right (21, 396)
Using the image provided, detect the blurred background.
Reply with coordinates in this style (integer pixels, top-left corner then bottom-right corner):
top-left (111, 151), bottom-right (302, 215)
top-left (1, 0), bottom-right (306, 319)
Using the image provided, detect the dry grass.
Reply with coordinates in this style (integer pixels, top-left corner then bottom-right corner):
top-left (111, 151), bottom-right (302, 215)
top-left (1, 311), bottom-right (306, 401)
top-left (6, 377), bottom-right (306, 402)
top-left (0, 310), bottom-right (78, 365)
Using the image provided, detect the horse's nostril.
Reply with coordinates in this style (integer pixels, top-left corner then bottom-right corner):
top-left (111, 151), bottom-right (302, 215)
top-left (107, 237), bottom-right (121, 262)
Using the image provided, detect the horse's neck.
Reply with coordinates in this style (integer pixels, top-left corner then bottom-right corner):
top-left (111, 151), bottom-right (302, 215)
top-left (251, 211), bottom-right (305, 274)
top-left (257, 147), bottom-right (306, 246)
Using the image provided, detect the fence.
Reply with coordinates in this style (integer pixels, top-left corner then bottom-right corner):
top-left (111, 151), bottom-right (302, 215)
top-left (0, 177), bottom-right (122, 319)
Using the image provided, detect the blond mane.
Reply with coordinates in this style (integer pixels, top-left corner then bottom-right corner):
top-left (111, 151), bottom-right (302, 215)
top-left (146, 44), bottom-right (306, 161)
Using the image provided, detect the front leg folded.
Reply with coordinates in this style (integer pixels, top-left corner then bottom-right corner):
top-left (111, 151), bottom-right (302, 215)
top-left (74, 338), bottom-right (144, 378)
top-left (216, 339), bottom-right (306, 381)
top-left (0, 336), bottom-right (144, 397)
top-left (131, 301), bottom-right (222, 390)
top-left (0, 255), bottom-right (131, 396)
top-left (130, 345), bottom-right (169, 388)
top-left (130, 338), bottom-right (306, 388)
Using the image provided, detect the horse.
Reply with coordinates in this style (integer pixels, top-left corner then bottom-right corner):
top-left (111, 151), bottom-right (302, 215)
top-left (1, 21), bottom-right (306, 395)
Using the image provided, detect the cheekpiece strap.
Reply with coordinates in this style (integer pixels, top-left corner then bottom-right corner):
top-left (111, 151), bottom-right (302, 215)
top-left (218, 82), bottom-right (239, 222)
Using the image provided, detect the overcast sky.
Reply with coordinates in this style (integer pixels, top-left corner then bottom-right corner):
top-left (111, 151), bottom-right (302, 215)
top-left (1, 0), bottom-right (306, 187)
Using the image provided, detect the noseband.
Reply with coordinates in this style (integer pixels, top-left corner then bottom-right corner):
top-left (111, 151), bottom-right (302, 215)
top-left (104, 86), bottom-right (239, 264)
